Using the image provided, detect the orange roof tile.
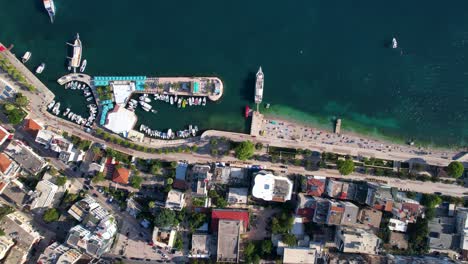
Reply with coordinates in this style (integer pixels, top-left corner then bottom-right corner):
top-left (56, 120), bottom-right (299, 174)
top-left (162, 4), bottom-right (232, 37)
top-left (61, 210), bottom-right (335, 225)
top-left (24, 119), bottom-right (43, 137)
top-left (0, 126), bottom-right (9, 143)
top-left (0, 154), bottom-right (12, 174)
top-left (112, 167), bottom-right (130, 184)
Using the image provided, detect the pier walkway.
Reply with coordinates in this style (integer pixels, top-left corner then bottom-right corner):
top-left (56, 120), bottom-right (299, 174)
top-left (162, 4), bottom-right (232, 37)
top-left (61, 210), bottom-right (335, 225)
top-left (250, 111), bottom-right (263, 136)
top-left (144, 77), bottom-right (223, 101)
top-left (0, 43), bottom-right (55, 102)
top-left (57, 73), bottom-right (92, 87)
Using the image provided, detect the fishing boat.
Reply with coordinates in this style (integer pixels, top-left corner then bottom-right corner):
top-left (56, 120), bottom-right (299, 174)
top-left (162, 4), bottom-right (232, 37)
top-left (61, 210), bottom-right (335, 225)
top-left (182, 99), bottom-right (187, 108)
top-left (67, 33), bottom-right (82, 72)
top-left (63, 108), bottom-right (70, 116)
top-left (80, 59), bottom-right (87, 72)
top-left (144, 97), bottom-right (151, 103)
top-left (151, 109), bottom-right (158, 114)
top-left (255, 66), bottom-right (264, 104)
top-left (202, 97), bottom-right (206, 106)
top-left (177, 98), bottom-right (182, 108)
top-left (21, 52), bottom-right (31, 63)
top-left (188, 97), bottom-right (193, 106)
top-left (36, 63), bottom-right (45, 74)
top-left (43, 0), bottom-right (56, 23)
top-left (392, 37), bottom-right (398, 49)
top-left (170, 96), bottom-right (174, 105)
top-left (245, 105), bottom-right (250, 118)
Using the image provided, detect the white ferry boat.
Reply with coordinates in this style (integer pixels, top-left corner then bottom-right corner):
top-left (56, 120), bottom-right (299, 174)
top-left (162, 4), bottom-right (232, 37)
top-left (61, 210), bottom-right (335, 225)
top-left (255, 66), bottom-right (264, 104)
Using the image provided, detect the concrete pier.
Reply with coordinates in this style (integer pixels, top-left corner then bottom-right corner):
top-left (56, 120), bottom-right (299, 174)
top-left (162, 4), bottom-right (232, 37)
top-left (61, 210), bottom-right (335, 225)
top-left (250, 111), bottom-right (264, 136)
top-left (144, 77), bottom-right (223, 101)
top-left (57, 73), bottom-right (92, 87)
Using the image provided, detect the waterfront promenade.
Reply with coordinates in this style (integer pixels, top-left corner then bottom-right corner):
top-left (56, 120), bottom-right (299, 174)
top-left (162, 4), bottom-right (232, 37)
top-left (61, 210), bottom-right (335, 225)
top-left (1, 43), bottom-right (463, 173)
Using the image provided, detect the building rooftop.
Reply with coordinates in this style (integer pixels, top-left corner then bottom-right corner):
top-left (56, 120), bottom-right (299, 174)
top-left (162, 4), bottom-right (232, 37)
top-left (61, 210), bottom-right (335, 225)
top-left (305, 175), bottom-right (326, 197)
top-left (0, 210), bottom-right (42, 264)
top-left (216, 220), bottom-right (241, 263)
top-left (112, 167), bottom-right (130, 185)
top-left (23, 119), bottom-right (43, 138)
top-left (37, 242), bottom-right (83, 264)
top-left (31, 179), bottom-right (58, 210)
top-left (104, 105), bottom-right (137, 136)
top-left (326, 180), bottom-right (356, 200)
top-left (252, 171), bottom-right (293, 202)
top-left (0, 236), bottom-right (14, 260)
top-left (358, 207), bottom-right (383, 229)
top-left (165, 189), bottom-right (185, 211)
top-left (227, 188), bottom-right (248, 205)
top-left (211, 209), bottom-right (249, 232)
top-left (0, 153), bottom-right (14, 176)
top-left (190, 233), bottom-right (212, 258)
top-left (296, 193), bottom-right (316, 221)
top-left (175, 162), bottom-right (188, 180)
top-left (4, 140), bottom-right (47, 174)
top-left (0, 125), bottom-right (11, 146)
top-left (283, 247), bottom-right (316, 264)
top-left (335, 226), bottom-right (381, 255)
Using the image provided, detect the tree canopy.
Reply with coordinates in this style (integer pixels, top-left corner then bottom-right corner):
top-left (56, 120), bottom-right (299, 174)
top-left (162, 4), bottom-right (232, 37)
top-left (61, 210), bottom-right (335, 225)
top-left (43, 208), bottom-right (60, 223)
top-left (235, 141), bottom-right (255, 160)
top-left (282, 233), bottom-right (297, 246)
top-left (421, 193), bottom-right (442, 209)
top-left (337, 159), bottom-right (355, 175)
top-left (56, 176), bottom-right (67, 186)
top-left (271, 212), bottom-right (294, 234)
top-left (130, 176), bottom-right (143, 189)
top-left (154, 208), bottom-right (178, 228)
top-left (447, 161), bottom-right (464, 178)
top-left (15, 93), bottom-right (29, 107)
top-left (92, 172), bottom-right (106, 183)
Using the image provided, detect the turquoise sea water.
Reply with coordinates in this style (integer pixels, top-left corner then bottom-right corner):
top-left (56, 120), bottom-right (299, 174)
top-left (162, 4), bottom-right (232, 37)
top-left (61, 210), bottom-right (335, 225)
top-left (1, 0), bottom-right (467, 147)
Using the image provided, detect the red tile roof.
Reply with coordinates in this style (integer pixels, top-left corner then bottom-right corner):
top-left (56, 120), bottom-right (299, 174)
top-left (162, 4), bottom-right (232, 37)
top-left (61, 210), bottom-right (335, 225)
top-left (0, 126), bottom-right (9, 144)
top-left (0, 154), bottom-right (12, 174)
top-left (211, 209), bottom-right (249, 232)
top-left (112, 167), bottom-right (130, 184)
top-left (306, 178), bottom-right (326, 197)
top-left (23, 119), bottom-right (43, 137)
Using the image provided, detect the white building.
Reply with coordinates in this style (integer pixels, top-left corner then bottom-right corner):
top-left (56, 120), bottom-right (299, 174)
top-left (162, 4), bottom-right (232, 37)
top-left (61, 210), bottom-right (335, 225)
top-left (0, 236), bottom-right (14, 261)
top-left (35, 130), bottom-right (84, 163)
top-left (456, 207), bottom-right (468, 251)
top-left (30, 180), bottom-right (58, 210)
top-left (283, 246), bottom-right (316, 264)
top-left (104, 105), bottom-right (137, 137)
top-left (111, 81), bottom-right (136, 106)
top-left (37, 242), bottom-right (82, 264)
top-left (388, 218), bottom-right (408, 232)
top-left (335, 226), bottom-right (380, 255)
top-left (165, 189), bottom-right (185, 210)
top-left (252, 171), bottom-right (293, 202)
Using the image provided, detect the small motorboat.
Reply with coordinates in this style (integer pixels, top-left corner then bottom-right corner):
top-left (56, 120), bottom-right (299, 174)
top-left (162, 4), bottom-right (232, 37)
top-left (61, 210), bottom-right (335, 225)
top-left (80, 59), bottom-right (87, 72)
top-left (245, 105), bottom-right (250, 118)
top-left (392, 37), bottom-right (398, 49)
top-left (21, 51), bottom-right (31, 63)
top-left (36, 63), bottom-right (45, 74)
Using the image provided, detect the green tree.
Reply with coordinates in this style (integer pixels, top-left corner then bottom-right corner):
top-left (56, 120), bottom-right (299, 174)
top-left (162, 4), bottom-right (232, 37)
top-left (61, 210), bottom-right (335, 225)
top-left (174, 233), bottom-right (183, 251)
top-left (15, 93), bottom-right (29, 107)
top-left (271, 212), bottom-right (294, 234)
top-left (255, 143), bottom-right (263, 150)
top-left (0, 205), bottom-right (14, 220)
top-left (130, 176), bottom-right (143, 189)
top-left (0, 229), bottom-right (5, 236)
top-left (56, 176), bottom-right (67, 187)
top-left (154, 208), bottom-right (178, 228)
top-left (92, 172), bottom-right (106, 183)
top-left (235, 141), bottom-right (255, 160)
top-left (282, 233), bottom-right (297, 246)
top-left (48, 166), bottom-right (58, 176)
top-left (447, 161), bottom-right (464, 178)
top-left (421, 194), bottom-right (442, 208)
top-left (166, 178), bottom-right (174, 185)
top-left (42, 208), bottom-right (60, 223)
top-left (260, 240), bottom-right (273, 255)
top-left (150, 162), bottom-right (162, 174)
top-left (148, 201), bottom-right (156, 209)
top-left (244, 242), bottom-right (256, 259)
top-left (189, 212), bottom-right (207, 231)
top-left (63, 193), bottom-right (79, 204)
top-left (337, 159), bottom-right (355, 175)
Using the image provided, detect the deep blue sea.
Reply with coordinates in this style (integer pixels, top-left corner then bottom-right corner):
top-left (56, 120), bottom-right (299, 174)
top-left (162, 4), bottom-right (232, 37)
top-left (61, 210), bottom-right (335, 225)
top-left (1, 0), bottom-right (467, 147)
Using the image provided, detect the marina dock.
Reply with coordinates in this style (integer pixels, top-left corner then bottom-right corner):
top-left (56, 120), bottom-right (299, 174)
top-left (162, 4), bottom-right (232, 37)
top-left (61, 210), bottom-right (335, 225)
top-left (144, 77), bottom-right (223, 101)
top-left (335, 118), bottom-right (342, 134)
top-left (250, 111), bottom-right (264, 136)
top-left (57, 73), bottom-right (92, 87)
